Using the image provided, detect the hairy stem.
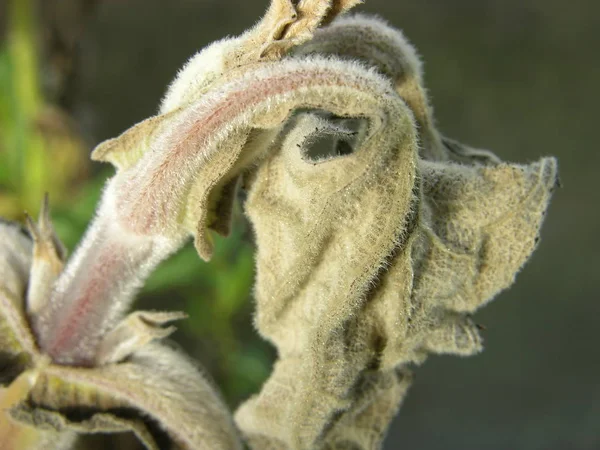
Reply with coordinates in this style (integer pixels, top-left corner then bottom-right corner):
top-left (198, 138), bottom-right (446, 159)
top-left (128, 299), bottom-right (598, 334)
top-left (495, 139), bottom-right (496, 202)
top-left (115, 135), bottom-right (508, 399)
top-left (34, 57), bottom-right (409, 367)
top-left (33, 185), bottom-right (184, 365)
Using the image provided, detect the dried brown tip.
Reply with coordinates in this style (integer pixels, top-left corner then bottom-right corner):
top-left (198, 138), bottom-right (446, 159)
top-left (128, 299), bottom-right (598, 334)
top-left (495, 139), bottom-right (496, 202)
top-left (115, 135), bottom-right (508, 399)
top-left (229, 0), bottom-right (362, 65)
top-left (25, 194), bottom-right (66, 263)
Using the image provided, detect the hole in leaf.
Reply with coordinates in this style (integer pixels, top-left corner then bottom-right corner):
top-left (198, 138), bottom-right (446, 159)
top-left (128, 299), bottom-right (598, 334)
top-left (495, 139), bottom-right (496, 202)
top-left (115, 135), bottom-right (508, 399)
top-left (291, 110), bottom-right (367, 162)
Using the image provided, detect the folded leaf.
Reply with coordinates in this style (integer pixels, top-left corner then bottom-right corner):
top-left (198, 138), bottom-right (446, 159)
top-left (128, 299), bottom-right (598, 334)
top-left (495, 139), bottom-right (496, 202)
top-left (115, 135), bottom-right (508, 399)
top-left (0, 220), bottom-right (33, 301)
top-left (26, 194), bottom-right (67, 316)
top-left (95, 310), bottom-right (187, 365)
top-left (236, 90), bottom-right (557, 450)
top-left (10, 343), bottom-right (242, 450)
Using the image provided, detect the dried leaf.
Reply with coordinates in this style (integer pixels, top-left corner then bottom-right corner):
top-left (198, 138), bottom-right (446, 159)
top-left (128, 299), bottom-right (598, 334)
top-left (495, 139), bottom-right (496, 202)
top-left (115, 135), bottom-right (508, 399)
top-left (293, 14), bottom-right (506, 164)
top-left (95, 310), bottom-right (187, 365)
top-left (233, 25), bottom-right (558, 444)
top-left (236, 92), bottom-right (419, 447)
top-left (322, 369), bottom-right (412, 450)
top-left (11, 405), bottom-right (156, 450)
top-left (229, 0), bottom-right (362, 63)
top-left (292, 14), bottom-right (446, 159)
top-left (0, 220), bottom-right (33, 300)
top-left (91, 110), bottom-right (181, 171)
top-left (26, 194), bottom-right (67, 316)
top-left (16, 343), bottom-right (243, 450)
top-left (0, 389), bottom-right (77, 450)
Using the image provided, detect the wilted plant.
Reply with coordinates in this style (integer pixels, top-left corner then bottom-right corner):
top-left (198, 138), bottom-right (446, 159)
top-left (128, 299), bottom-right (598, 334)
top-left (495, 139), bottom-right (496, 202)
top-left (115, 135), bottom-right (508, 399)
top-left (0, 1), bottom-right (557, 449)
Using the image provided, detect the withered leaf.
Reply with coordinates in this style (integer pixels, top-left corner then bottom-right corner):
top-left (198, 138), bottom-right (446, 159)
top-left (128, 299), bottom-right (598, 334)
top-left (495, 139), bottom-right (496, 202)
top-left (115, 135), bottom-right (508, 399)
top-left (234, 16), bottom-right (558, 450)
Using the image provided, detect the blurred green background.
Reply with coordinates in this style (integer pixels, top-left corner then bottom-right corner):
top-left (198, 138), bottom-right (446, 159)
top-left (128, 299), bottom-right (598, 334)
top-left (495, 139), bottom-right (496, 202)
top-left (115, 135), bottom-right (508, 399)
top-left (0, 0), bottom-right (598, 449)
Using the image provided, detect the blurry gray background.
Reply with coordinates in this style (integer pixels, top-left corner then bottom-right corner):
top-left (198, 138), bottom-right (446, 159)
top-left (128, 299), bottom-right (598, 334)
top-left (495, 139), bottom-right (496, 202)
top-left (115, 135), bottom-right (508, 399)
top-left (71, 0), bottom-right (599, 448)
